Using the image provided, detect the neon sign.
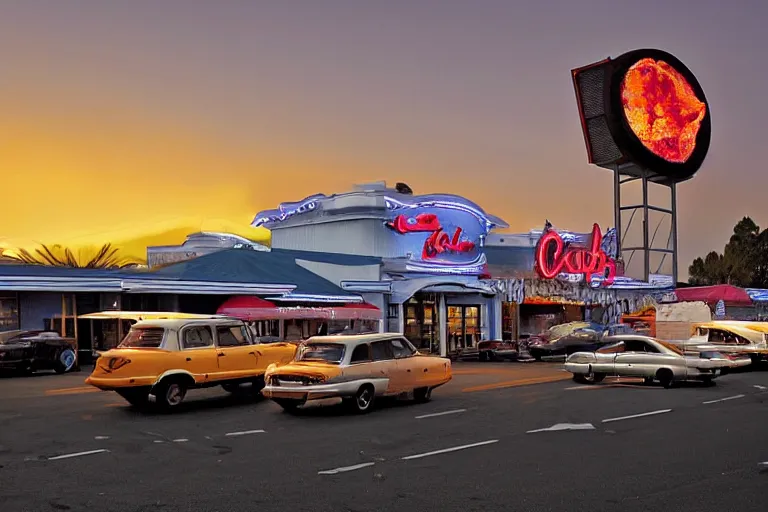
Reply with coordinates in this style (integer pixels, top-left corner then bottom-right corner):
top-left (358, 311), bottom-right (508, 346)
top-left (386, 213), bottom-right (476, 261)
top-left (535, 223), bottom-right (616, 287)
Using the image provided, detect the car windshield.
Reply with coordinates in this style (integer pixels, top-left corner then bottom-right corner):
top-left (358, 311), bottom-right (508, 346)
top-left (548, 322), bottom-right (599, 339)
top-left (118, 328), bottom-right (166, 348)
top-left (298, 343), bottom-right (345, 364)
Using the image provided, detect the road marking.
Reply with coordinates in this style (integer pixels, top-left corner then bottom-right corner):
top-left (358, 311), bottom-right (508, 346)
top-left (754, 385), bottom-right (767, 391)
top-left (47, 449), bottom-right (109, 461)
top-left (703, 394), bottom-right (745, 404)
top-left (564, 385), bottom-right (594, 390)
top-left (45, 386), bottom-right (100, 396)
top-left (602, 409), bottom-right (672, 423)
top-left (153, 440), bottom-right (164, 444)
top-left (224, 429), bottom-right (265, 437)
top-left (172, 439), bottom-right (189, 443)
top-left (401, 439), bottom-right (499, 460)
top-left (462, 374), bottom-right (570, 393)
top-left (94, 436), bottom-right (110, 440)
top-left (318, 462), bottom-right (375, 475)
top-left (527, 423), bottom-right (596, 433)
top-left (415, 409), bottom-right (466, 419)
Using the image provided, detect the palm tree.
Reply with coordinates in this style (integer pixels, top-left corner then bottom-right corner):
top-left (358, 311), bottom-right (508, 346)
top-left (2, 243), bottom-right (141, 269)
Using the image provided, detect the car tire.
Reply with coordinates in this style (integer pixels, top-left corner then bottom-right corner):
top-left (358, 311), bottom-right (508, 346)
top-left (153, 379), bottom-right (188, 410)
top-left (573, 372), bottom-right (605, 384)
top-left (116, 388), bottom-right (150, 408)
top-left (479, 352), bottom-right (488, 362)
top-left (413, 387), bottom-right (432, 403)
top-left (656, 369), bottom-right (675, 389)
top-left (54, 348), bottom-right (77, 374)
top-left (348, 384), bottom-right (375, 414)
top-left (274, 398), bottom-right (303, 413)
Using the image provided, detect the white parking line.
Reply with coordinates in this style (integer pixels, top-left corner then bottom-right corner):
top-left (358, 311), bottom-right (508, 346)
top-left (564, 385), bottom-right (593, 391)
top-left (318, 462), bottom-right (375, 475)
top-left (602, 409), bottom-right (672, 423)
top-left (702, 394), bottom-right (745, 405)
top-left (48, 449), bottom-right (109, 461)
top-left (754, 385), bottom-right (767, 391)
top-left (527, 423), bottom-right (596, 433)
top-left (225, 429), bottom-right (266, 437)
top-left (401, 440), bottom-right (499, 461)
top-left (172, 439), bottom-right (189, 443)
top-left (414, 409), bottom-right (466, 419)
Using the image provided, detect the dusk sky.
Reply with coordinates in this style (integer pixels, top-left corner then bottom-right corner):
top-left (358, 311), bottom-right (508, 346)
top-left (1, 1), bottom-right (766, 277)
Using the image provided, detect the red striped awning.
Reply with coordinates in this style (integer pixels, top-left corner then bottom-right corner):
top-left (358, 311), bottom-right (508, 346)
top-left (216, 296), bottom-right (381, 321)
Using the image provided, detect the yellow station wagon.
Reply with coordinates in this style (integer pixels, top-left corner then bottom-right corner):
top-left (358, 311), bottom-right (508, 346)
top-left (85, 315), bottom-right (297, 410)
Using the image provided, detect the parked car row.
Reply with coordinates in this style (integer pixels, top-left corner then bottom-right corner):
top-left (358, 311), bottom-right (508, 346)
top-left (84, 315), bottom-right (452, 413)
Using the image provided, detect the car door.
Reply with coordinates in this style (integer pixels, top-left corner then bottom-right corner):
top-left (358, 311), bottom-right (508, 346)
top-left (179, 325), bottom-right (219, 383)
top-left (370, 340), bottom-right (404, 393)
top-left (613, 340), bottom-right (665, 377)
top-left (391, 337), bottom-right (430, 389)
top-left (214, 323), bottom-right (261, 379)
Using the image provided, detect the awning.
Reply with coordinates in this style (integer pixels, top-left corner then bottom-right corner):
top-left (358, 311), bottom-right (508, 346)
top-left (78, 311), bottom-right (227, 321)
top-left (675, 284), bottom-right (752, 306)
top-left (216, 296), bottom-right (381, 321)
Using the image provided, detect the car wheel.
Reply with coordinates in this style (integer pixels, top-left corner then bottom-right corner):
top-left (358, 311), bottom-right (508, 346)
top-left (54, 348), bottom-right (77, 374)
top-left (348, 384), bottom-right (375, 414)
top-left (154, 379), bottom-right (188, 410)
top-left (643, 377), bottom-right (654, 385)
top-left (656, 369), bottom-right (675, 389)
top-left (572, 372), bottom-right (605, 384)
top-left (116, 388), bottom-right (150, 408)
top-left (479, 351), bottom-right (488, 362)
top-left (413, 387), bottom-right (431, 403)
top-left (274, 398), bottom-right (303, 413)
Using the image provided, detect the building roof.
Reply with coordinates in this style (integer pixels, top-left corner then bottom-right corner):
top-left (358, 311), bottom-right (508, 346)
top-left (146, 249), bottom-right (359, 300)
top-left (0, 249), bottom-right (363, 300)
top-left (272, 248), bottom-right (382, 266)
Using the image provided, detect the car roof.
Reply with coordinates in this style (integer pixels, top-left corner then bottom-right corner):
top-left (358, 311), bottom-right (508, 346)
top-left (304, 333), bottom-right (402, 346)
top-left (131, 317), bottom-right (243, 329)
top-left (602, 334), bottom-right (658, 343)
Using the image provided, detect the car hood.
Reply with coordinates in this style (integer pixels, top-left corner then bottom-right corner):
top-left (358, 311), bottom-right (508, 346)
top-left (266, 361), bottom-right (343, 379)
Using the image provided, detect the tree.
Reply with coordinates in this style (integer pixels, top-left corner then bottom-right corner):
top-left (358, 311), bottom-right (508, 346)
top-left (688, 216), bottom-right (762, 287)
top-left (1, 243), bottom-right (139, 269)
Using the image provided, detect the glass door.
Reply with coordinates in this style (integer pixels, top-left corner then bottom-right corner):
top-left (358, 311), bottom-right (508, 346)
top-left (447, 305), bottom-right (482, 352)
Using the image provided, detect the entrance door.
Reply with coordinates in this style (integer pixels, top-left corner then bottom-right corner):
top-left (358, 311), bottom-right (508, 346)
top-left (447, 305), bottom-right (481, 352)
top-left (404, 293), bottom-right (439, 353)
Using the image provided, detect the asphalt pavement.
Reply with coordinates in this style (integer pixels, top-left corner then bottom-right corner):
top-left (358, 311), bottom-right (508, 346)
top-left (1, 363), bottom-right (767, 512)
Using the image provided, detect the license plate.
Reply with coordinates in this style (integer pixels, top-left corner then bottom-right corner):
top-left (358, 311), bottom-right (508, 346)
top-left (269, 391), bottom-right (307, 400)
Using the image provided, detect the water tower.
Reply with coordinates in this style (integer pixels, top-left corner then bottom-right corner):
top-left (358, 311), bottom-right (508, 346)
top-left (571, 49), bottom-right (711, 284)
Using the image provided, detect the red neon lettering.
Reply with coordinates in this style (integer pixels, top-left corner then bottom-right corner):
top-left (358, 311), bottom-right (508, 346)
top-left (535, 223), bottom-right (616, 286)
top-left (387, 214), bottom-right (475, 260)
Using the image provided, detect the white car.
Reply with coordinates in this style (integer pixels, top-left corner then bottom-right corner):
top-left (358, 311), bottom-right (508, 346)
top-left (564, 335), bottom-right (748, 388)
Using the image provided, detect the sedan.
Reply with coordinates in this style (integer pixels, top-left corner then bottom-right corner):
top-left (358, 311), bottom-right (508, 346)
top-left (262, 333), bottom-right (452, 413)
top-left (564, 335), bottom-right (748, 388)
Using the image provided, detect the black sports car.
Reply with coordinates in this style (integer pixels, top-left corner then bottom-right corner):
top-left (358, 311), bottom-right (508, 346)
top-left (0, 330), bottom-right (77, 374)
top-left (527, 323), bottom-right (636, 361)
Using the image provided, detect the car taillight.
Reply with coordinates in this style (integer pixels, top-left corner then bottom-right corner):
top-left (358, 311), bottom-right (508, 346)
top-left (107, 357), bottom-right (131, 370)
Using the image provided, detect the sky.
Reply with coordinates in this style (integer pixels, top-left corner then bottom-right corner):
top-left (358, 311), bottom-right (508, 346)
top-left (1, 0), bottom-right (766, 277)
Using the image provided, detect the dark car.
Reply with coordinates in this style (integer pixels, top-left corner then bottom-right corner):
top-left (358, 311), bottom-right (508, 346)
top-left (528, 323), bottom-right (635, 361)
top-left (0, 330), bottom-right (77, 374)
top-left (477, 340), bottom-right (519, 361)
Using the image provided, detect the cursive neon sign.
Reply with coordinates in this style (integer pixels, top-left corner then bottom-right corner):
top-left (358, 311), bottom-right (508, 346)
top-left (535, 223), bottom-right (616, 286)
top-left (386, 213), bottom-right (476, 261)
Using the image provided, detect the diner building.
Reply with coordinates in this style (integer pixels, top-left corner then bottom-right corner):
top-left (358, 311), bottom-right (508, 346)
top-left (247, 181), bottom-right (674, 355)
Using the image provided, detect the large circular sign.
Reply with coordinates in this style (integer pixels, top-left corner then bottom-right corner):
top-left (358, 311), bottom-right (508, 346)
top-left (606, 49), bottom-right (711, 183)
